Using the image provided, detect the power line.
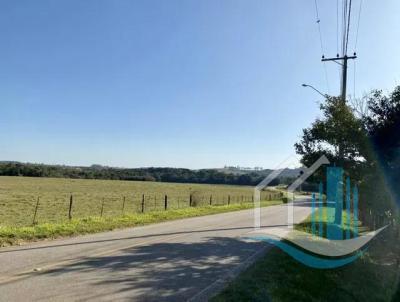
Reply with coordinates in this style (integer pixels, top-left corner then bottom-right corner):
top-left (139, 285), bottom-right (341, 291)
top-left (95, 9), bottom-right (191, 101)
top-left (314, 0), bottom-right (325, 55)
top-left (309, 0), bottom-right (362, 103)
top-left (354, 0), bottom-right (363, 51)
top-left (313, 0), bottom-right (330, 93)
top-left (342, 0), bottom-right (348, 55)
top-left (323, 63), bottom-right (331, 93)
top-left (345, 0), bottom-right (352, 54)
top-left (336, 0), bottom-right (339, 55)
top-left (321, 0), bottom-right (357, 102)
top-left (314, 0), bottom-right (320, 22)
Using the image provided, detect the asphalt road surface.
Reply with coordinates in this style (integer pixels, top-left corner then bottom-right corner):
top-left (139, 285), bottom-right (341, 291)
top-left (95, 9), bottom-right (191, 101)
top-left (0, 202), bottom-right (311, 301)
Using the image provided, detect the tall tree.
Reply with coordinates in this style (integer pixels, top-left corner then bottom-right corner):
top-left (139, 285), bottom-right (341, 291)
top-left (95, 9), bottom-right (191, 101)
top-left (363, 87), bottom-right (400, 203)
top-left (294, 96), bottom-right (367, 179)
top-left (295, 86), bottom-right (400, 219)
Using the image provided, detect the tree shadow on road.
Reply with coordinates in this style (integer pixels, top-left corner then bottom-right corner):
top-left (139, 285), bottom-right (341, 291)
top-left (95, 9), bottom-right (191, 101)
top-left (41, 236), bottom-right (267, 301)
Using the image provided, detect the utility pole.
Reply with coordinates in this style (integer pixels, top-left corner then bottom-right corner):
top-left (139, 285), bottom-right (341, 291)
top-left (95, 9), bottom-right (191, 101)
top-left (321, 53), bottom-right (356, 103)
top-left (316, 0), bottom-right (358, 164)
top-left (321, 53), bottom-right (356, 163)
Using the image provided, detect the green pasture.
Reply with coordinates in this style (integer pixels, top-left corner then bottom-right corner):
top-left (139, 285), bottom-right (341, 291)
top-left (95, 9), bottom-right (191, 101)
top-left (0, 176), bottom-right (281, 226)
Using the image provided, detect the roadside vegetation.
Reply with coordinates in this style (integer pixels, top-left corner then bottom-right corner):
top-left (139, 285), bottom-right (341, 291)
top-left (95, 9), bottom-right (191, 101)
top-left (214, 86), bottom-right (400, 301)
top-left (295, 209), bottom-right (360, 237)
top-left (0, 200), bottom-right (282, 247)
top-left (212, 231), bottom-right (399, 302)
top-left (213, 211), bottom-right (400, 301)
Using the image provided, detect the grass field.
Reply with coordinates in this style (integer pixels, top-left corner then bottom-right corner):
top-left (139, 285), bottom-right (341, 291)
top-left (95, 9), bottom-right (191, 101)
top-left (0, 176), bottom-right (281, 226)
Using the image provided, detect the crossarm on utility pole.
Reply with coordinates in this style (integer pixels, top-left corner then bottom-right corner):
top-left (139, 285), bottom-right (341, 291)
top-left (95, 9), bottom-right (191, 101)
top-left (321, 55), bottom-right (357, 103)
top-left (321, 55), bottom-right (357, 62)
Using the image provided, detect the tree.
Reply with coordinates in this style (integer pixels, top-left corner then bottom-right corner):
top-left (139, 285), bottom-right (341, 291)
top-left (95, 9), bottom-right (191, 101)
top-left (294, 96), bottom-right (367, 180)
top-left (363, 87), bottom-right (400, 204)
top-left (295, 87), bottom-right (400, 223)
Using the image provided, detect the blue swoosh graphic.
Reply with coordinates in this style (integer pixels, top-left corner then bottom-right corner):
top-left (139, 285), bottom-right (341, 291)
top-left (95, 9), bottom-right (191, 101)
top-left (248, 235), bottom-right (364, 269)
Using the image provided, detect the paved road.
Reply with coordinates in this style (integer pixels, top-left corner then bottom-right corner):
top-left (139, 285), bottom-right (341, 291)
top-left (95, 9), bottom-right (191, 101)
top-left (0, 202), bottom-right (311, 301)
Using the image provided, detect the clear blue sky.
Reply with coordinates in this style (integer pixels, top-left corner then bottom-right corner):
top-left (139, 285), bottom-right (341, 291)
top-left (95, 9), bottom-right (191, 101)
top-left (1, 0), bottom-right (399, 169)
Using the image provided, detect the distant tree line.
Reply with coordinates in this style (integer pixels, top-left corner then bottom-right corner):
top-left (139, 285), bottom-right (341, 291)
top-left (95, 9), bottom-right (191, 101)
top-left (0, 162), bottom-right (297, 186)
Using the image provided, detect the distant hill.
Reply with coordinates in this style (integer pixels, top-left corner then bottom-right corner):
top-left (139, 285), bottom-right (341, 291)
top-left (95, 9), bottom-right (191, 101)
top-left (0, 161), bottom-right (301, 186)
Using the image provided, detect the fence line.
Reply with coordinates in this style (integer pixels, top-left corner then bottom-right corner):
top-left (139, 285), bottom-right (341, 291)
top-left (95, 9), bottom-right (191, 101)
top-left (68, 194), bottom-right (73, 220)
top-left (4, 190), bottom-right (391, 233)
top-left (0, 191), bottom-right (284, 226)
top-left (32, 197), bottom-right (40, 225)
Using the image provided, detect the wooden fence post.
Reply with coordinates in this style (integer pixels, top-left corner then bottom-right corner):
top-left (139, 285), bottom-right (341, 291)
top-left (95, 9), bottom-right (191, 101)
top-left (228, 195), bottom-right (230, 205)
top-left (209, 195), bottom-right (212, 206)
top-left (68, 194), bottom-right (73, 220)
top-left (141, 194), bottom-right (145, 213)
top-left (100, 198), bottom-right (105, 217)
top-left (32, 196), bottom-right (40, 225)
top-left (164, 195), bottom-right (168, 210)
top-left (122, 196), bottom-right (126, 214)
top-left (189, 194), bottom-right (193, 207)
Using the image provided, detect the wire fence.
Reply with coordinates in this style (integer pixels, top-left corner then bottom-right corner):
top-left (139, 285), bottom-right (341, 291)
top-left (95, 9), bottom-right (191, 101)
top-left (0, 191), bottom-right (284, 227)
